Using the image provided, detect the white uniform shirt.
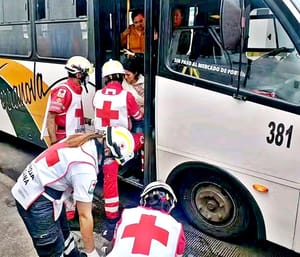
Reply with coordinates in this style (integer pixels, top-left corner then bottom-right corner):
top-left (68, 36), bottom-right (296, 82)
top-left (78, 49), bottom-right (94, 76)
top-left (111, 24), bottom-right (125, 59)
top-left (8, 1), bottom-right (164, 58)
top-left (60, 83), bottom-right (85, 136)
top-left (11, 140), bottom-right (98, 213)
top-left (108, 206), bottom-right (184, 257)
top-left (93, 88), bottom-right (129, 130)
top-left (40, 83), bottom-right (85, 140)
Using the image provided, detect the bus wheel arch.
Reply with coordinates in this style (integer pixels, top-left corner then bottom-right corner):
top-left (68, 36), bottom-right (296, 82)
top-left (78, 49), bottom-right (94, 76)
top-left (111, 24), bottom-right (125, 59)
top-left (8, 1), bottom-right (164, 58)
top-left (166, 161), bottom-right (266, 243)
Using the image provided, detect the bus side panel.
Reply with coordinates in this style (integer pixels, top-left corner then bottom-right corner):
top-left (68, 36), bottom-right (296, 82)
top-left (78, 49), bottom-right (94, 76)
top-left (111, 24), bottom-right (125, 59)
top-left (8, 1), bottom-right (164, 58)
top-left (155, 75), bottom-right (300, 249)
top-left (157, 149), bottom-right (299, 250)
top-left (236, 172), bottom-right (299, 250)
top-left (0, 60), bottom-right (96, 147)
top-left (294, 200), bottom-right (300, 252)
top-left (0, 60), bottom-right (17, 136)
top-left (155, 76), bottom-right (300, 184)
top-left (0, 59), bottom-right (47, 147)
top-left (0, 96), bottom-right (17, 137)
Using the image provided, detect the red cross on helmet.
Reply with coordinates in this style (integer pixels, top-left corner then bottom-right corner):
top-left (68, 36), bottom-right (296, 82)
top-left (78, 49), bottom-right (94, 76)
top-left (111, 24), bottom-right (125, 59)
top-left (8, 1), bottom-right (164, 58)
top-left (105, 126), bottom-right (135, 165)
top-left (140, 181), bottom-right (177, 213)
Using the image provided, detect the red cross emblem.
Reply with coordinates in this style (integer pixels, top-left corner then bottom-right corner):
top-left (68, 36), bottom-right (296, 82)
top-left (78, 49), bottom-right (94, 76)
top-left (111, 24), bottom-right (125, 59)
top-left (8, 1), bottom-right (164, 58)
top-left (121, 214), bottom-right (169, 255)
top-left (35, 142), bottom-right (66, 167)
top-left (96, 101), bottom-right (119, 126)
top-left (75, 104), bottom-right (84, 125)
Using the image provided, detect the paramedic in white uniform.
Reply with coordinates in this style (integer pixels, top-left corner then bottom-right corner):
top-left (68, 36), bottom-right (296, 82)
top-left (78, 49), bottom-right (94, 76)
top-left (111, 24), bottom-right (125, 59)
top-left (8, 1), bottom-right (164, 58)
top-left (11, 126), bottom-right (135, 257)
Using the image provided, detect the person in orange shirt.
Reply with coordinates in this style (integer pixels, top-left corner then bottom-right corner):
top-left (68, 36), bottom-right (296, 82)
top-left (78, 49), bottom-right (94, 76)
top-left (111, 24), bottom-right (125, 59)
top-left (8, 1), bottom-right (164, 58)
top-left (121, 9), bottom-right (145, 54)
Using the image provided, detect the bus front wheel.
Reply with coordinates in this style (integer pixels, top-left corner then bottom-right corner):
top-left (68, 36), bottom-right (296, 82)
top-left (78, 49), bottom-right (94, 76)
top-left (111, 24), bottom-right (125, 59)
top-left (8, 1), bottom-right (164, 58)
top-left (179, 172), bottom-right (253, 241)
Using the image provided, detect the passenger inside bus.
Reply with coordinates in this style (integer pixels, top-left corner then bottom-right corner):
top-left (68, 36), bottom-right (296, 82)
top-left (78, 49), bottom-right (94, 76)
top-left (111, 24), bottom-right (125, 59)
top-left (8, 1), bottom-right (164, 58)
top-left (169, 6), bottom-right (191, 74)
top-left (169, 3), bottom-right (233, 81)
top-left (172, 6), bottom-right (185, 29)
top-left (120, 9), bottom-right (145, 74)
top-left (122, 58), bottom-right (145, 133)
top-left (171, 6), bottom-right (191, 55)
top-left (121, 8), bottom-right (145, 54)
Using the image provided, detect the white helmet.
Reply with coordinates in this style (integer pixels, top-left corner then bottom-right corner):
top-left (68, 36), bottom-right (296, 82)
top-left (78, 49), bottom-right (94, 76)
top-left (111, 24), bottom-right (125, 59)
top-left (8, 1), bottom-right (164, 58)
top-left (105, 126), bottom-right (135, 165)
top-left (65, 56), bottom-right (94, 75)
top-left (102, 59), bottom-right (125, 78)
top-left (140, 181), bottom-right (177, 213)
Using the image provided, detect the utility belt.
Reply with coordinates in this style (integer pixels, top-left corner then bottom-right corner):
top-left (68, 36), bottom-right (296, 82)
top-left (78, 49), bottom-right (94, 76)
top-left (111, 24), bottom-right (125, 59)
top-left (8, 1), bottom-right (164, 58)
top-left (44, 186), bottom-right (64, 200)
top-left (57, 125), bottom-right (65, 130)
top-left (42, 186), bottom-right (70, 221)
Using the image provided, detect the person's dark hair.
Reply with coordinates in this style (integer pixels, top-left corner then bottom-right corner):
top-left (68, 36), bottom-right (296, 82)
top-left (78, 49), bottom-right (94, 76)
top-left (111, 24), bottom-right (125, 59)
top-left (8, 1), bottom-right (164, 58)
top-left (173, 6), bottom-right (185, 16)
top-left (68, 72), bottom-right (77, 78)
top-left (104, 73), bottom-right (124, 85)
top-left (143, 189), bottom-right (173, 213)
top-left (131, 8), bottom-right (144, 21)
top-left (122, 58), bottom-right (140, 75)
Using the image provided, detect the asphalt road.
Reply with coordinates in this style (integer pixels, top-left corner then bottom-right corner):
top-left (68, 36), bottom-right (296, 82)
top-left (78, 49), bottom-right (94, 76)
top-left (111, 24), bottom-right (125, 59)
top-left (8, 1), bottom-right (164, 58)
top-left (1, 132), bottom-right (300, 257)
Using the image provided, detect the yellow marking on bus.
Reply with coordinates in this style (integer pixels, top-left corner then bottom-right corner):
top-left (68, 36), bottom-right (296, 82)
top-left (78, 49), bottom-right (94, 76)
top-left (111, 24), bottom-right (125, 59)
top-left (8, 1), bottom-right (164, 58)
top-left (0, 58), bottom-right (50, 130)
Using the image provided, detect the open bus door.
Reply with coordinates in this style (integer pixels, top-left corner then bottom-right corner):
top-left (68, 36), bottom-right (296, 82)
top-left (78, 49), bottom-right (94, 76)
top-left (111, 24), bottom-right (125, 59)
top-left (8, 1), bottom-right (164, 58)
top-left (94, 0), bottom-right (123, 90)
top-left (144, 0), bottom-right (160, 185)
top-left (94, 0), bottom-right (160, 187)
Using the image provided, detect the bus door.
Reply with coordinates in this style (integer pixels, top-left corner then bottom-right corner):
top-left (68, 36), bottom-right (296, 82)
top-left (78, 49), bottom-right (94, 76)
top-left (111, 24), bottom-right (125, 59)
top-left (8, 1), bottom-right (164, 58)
top-left (92, 0), bottom-right (121, 90)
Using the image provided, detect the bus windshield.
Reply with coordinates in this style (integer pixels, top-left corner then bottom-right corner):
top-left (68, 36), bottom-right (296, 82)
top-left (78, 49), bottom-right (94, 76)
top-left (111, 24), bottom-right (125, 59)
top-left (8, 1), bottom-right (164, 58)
top-left (291, 0), bottom-right (300, 10)
top-left (288, 0), bottom-right (300, 20)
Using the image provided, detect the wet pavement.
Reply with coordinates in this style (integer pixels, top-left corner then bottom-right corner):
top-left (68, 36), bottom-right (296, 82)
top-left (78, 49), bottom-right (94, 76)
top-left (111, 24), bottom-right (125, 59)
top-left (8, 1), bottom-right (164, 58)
top-left (0, 172), bottom-right (37, 257)
top-left (0, 172), bottom-right (110, 257)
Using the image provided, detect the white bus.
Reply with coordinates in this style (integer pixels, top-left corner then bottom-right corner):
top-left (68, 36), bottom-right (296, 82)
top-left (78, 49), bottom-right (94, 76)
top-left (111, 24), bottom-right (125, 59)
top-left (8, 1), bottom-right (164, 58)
top-left (0, 0), bottom-right (300, 254)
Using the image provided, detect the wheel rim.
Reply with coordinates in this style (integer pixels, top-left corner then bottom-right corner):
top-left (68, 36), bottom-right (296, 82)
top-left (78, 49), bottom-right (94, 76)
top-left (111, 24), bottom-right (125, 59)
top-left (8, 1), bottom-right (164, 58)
top-left (194, 184), bottom-right (234, 224)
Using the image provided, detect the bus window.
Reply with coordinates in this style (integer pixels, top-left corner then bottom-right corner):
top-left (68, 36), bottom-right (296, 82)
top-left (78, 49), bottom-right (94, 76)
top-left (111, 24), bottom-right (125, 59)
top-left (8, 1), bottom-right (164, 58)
top-left (48, 0), bottom-right (78, 19)
top-left (76, 0), bottom-right (87, 17)
top-left (168, 1), bottom-right (233, 84)
top-left (36, 0), bottom-right (46, 20)
top-left (3, 0), bottom-right (29, 22)
top-left (243, 8), bottom-right (300, 104)
top-left (167, 0), bottom-right (300, 105)
top-left (36, 0), bottom-right (87, 21)
top-left (35, 0), bottom-right (88, 58)
top-left (0, 0), bottom-right (31, 56)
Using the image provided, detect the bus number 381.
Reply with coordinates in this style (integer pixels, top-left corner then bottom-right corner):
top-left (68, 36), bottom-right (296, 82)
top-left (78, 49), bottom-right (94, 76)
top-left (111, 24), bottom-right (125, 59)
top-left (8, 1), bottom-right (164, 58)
top-left (266, 121), bottom-right (293, 148)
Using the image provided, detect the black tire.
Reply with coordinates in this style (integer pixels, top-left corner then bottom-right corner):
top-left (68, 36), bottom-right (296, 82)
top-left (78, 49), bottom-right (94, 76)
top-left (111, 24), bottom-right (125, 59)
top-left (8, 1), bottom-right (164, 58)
top-left (179, 171), bottom-right (253, 241)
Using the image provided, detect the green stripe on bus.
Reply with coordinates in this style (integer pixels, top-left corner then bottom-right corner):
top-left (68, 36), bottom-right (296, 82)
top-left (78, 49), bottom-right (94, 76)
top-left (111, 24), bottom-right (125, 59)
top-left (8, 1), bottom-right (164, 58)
top-left (0, 77), bottom-right (47, 148)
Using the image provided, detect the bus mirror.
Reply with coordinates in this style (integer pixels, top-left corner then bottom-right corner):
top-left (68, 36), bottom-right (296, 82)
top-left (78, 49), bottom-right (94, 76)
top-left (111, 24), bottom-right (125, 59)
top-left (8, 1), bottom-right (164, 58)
top-left (247, 8), bottom-right (294, 60)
